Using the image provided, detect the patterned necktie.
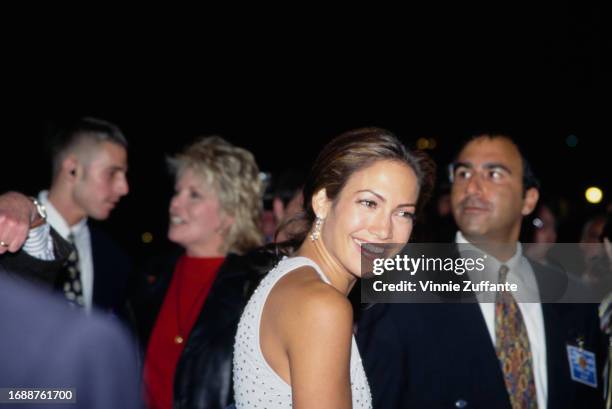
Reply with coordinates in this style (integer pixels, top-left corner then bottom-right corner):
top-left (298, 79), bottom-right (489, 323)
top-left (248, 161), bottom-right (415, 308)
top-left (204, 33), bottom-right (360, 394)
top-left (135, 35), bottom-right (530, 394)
top-left (59, 233), bottom-right (84, 307)
top-left (495, 264), bottom-right (538, 409)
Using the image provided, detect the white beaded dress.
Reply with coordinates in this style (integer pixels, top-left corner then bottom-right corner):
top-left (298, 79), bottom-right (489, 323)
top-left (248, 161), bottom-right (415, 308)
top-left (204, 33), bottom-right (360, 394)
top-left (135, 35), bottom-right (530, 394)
top-left (233, 256), bottom-right (372, 409)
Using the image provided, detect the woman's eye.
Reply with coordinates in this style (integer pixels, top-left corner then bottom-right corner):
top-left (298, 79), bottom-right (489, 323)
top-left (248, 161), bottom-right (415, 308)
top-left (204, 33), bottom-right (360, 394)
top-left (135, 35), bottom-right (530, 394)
top-left (190, 190), bottom-right (202, 199)
top-left (397, 210), bottom-right (415, 220)
top-left (359, 199), bottom-right (377, 209)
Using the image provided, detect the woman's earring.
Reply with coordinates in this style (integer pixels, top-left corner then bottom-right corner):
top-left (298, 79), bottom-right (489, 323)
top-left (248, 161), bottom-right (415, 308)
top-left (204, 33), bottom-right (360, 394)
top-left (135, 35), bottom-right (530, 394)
top-left (310, 216), bottom-right (323, 241)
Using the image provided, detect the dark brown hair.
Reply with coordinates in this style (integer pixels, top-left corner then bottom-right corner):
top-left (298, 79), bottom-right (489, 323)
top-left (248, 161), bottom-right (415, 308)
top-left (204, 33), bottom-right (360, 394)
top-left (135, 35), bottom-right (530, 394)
top-left (50, 117), bottom-right (127, 179)
top-left (276, 127), bottom-right (435, 250)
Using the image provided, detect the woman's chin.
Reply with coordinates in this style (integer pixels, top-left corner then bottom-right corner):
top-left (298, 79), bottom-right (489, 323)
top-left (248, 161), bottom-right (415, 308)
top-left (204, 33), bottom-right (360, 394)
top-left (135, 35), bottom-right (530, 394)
top-left (167, 230), bottom-right (185, 246)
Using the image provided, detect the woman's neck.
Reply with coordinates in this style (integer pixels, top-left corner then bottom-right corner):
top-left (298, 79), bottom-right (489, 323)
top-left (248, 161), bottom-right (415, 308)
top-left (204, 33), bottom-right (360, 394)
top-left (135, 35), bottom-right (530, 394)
top-left (297, 237), bottom-right (357, 296)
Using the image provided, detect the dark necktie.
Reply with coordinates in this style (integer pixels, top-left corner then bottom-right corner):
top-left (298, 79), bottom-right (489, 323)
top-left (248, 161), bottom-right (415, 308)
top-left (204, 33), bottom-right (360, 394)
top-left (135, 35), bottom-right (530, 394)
top-left (60, 233), bottom-right (84, 307)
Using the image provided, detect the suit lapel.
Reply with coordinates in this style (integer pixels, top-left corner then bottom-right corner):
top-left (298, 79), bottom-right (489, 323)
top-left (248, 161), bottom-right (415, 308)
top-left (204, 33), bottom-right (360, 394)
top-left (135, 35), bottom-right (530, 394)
top-left (541, 302), bottom-right (573, 409)
top-left (90, 227), bottom-right (101, 306)
top-left (90, 227), bottom-right (111, 309)
top-left (531, 261), bottom-right (575, 409)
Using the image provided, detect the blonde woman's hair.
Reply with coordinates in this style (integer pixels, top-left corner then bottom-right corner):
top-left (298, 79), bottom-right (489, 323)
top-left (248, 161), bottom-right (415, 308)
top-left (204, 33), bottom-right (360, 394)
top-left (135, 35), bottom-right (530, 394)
top-left (169, 136), bottom-right (264, 254)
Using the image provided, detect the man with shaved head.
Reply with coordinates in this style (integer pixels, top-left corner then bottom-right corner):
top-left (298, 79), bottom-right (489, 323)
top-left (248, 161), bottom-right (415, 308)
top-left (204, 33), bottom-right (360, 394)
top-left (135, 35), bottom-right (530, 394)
top-left (39, 117), bottom-right (132, 315)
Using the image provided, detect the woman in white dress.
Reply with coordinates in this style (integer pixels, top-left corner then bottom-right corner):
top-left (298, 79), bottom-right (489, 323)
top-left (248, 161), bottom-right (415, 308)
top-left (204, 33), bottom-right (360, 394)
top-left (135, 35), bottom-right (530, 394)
top-left (233, 128), bottom-right (430, 409)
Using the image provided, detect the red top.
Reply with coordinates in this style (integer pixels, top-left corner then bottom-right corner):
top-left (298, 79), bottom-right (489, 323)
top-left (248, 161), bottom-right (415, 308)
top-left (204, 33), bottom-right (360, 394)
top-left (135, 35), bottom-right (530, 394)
top-left (143, 255), bottom-right (224, 409)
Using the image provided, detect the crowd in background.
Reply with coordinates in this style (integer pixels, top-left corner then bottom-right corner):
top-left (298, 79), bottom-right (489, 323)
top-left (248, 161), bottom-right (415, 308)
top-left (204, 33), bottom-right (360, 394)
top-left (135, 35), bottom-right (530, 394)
top-left (1, 118), bottom-right (611, 409)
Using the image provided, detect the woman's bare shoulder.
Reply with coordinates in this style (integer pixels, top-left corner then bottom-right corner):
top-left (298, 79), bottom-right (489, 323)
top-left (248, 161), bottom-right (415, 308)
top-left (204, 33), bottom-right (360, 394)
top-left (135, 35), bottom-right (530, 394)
top-left (265, 265), bottom-right (353, 337)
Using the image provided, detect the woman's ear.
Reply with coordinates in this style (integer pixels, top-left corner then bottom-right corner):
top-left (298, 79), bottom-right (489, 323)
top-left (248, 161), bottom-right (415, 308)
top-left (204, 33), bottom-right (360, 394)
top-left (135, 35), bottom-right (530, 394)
top-left (218, 212), bottom-right (235, 234)
top-left (312, 188), bottom-right (330, 219)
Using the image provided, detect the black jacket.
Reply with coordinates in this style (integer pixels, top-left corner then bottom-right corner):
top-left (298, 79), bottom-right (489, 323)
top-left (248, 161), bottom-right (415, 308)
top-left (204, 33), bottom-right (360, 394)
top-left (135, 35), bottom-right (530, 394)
top-left (357, 254), bottom-right (607, 409)
top-left (132, 247), bottom-right (277, 409)
top-left (89, 222), bottom-right (133, 315)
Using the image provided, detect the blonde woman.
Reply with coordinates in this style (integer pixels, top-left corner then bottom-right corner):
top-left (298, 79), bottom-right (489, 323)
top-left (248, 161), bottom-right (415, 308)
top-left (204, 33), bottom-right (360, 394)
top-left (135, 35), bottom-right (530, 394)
top-left (133, 136), bottom-right (265, 409)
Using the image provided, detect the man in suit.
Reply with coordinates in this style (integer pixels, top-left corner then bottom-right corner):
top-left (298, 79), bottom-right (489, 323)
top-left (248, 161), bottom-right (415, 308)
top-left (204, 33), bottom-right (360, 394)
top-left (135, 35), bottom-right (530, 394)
top-left (39, 117), bottom-right (131, 314)
top-left (357, 134), bottom-right (607, 409)
top-left (0, 192), bottom-right (141, 409)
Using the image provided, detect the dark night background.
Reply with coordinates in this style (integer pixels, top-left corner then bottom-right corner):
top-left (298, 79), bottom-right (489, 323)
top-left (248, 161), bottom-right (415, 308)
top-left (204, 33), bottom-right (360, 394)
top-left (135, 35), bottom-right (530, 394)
top-left (2, 4), bottom-right (609, 264)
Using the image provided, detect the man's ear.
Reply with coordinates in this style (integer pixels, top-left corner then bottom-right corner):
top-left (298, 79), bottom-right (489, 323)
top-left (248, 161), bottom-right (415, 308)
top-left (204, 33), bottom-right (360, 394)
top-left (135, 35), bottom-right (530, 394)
top-left (62, 155), bottom-right (80, 179)
top-left (312, 188), bottom-right (330, 219)
top-left (521, 187), bottom-right (540, 216)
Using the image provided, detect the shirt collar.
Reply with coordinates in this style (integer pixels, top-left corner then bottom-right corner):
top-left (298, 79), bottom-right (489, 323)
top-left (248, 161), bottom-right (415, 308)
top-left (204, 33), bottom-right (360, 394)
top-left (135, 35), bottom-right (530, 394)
top-left (455, 230), bottom-right (524, 273)
top-left (39, 190), bottom-right (88, 240)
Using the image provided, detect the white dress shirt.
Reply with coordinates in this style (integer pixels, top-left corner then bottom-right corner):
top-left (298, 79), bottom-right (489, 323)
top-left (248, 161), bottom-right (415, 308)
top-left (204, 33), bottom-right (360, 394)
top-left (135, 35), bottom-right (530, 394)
top-left (456, 231), bottom-right (547, 409)
top-left (22, 223), bottom-right (54, 261)
top-left (39, 191), bottom-right (94, 312)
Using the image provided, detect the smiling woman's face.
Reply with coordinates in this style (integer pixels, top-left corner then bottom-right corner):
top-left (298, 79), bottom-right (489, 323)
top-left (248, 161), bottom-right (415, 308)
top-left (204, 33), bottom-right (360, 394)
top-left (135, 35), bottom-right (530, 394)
top-left (167, 168), bottom-right (231, 257)
top-left (317, 159), bottom-right (419, 278)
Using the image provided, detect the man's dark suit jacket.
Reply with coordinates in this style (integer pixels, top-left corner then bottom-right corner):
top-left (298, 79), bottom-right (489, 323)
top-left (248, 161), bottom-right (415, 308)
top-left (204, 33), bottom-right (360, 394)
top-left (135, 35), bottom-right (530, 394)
top-left (357, 257), bottom-right (607, 409)
top-left (0, 263), bottom-right (141, 409)
top-left (0, 223), bottom-right (133, 317)
top-left (89, 222), bottom-right (133, 315)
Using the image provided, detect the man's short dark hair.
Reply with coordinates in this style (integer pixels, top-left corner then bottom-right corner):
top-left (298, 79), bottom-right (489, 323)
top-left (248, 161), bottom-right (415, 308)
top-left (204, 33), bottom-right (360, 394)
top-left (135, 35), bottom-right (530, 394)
top-left (50, 117), bottom-right (127, 178)
top-left (450, 133), bottom-right (540, 193)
